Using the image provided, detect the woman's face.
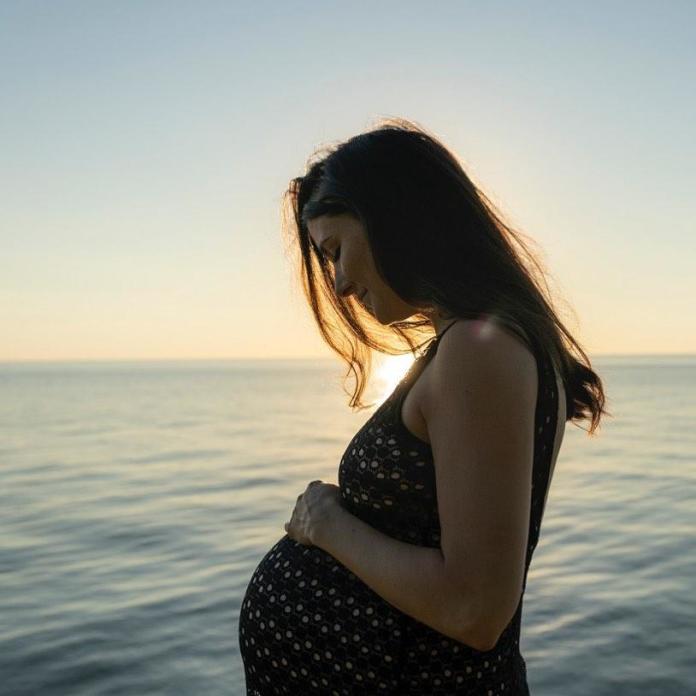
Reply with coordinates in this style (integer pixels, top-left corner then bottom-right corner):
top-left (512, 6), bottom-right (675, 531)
top-left (306, 213), bottom-right (421, 325)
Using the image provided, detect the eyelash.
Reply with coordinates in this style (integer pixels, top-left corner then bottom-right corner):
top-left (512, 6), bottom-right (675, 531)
top-left (324, 247), bottom-right (340, 263)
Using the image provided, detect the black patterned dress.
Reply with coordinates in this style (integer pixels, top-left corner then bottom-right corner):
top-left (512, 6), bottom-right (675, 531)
top-left (238, 321), bottom-right (559, 695)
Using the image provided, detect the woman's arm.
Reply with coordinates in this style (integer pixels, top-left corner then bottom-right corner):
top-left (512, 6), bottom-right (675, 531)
top-left (314, 505), bottom-right (492, 651)
top-left (316, 319), bottom-right (538, 653)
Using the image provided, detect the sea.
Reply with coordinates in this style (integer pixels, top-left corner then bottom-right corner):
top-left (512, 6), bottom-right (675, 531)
top-left (1, 355), bottom-right (694, 696)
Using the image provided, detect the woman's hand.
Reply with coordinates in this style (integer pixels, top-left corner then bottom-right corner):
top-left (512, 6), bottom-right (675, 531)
top-left (284, 480), bottom-right (343, 547)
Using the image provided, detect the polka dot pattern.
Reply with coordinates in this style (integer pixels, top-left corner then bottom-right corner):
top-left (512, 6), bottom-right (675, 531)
top-left (239, 323), bottom-right (558, 695)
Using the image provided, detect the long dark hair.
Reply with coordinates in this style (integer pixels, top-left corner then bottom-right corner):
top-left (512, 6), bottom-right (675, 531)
top-left (281, 117), bottom-right (609, 435)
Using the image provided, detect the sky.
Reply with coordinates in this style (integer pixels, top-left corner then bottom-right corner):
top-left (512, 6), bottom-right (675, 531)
top-left (1, 0), bottom-right (695, 362)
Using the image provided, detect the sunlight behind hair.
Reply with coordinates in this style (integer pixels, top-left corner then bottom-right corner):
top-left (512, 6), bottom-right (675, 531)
top-left (374, 353), bottom-right (415, 404)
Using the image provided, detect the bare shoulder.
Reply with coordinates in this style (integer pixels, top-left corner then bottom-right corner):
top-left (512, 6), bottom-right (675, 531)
top-left (419, 319), bottom-right (542, 644)
top-left (423, 318), bottom-right (538, 416)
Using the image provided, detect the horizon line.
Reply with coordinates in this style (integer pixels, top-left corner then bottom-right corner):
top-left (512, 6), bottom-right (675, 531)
top-left (1, 352), bottom-right (696, 366)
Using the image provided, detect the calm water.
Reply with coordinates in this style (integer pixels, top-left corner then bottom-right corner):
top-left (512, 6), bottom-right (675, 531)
top-left (1, 356), bottom-right (694, 695)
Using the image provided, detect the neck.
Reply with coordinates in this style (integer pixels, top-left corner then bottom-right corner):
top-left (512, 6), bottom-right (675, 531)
top-left (424, 309), bottom-right (457, 337)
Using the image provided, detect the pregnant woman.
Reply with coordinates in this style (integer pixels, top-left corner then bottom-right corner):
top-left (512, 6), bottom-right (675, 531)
top-left (238, 118), bottom-right (607, 695)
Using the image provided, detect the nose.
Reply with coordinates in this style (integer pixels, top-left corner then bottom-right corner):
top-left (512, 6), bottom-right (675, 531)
top-left (334, 269), bottom-right (359, 299)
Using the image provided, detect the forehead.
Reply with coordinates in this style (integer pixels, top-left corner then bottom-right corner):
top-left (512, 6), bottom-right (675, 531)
top-left (306, 214), bottom-right (359, 245)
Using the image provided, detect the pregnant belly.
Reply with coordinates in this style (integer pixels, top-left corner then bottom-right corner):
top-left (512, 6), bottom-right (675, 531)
top-left (239, 534), bottom-right (406, 692)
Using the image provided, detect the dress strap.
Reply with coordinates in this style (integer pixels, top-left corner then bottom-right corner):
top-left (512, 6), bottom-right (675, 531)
top-left (426, 319), bottom-right (459, 356)
top-left (435, 319), bottom-right (459, 342)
